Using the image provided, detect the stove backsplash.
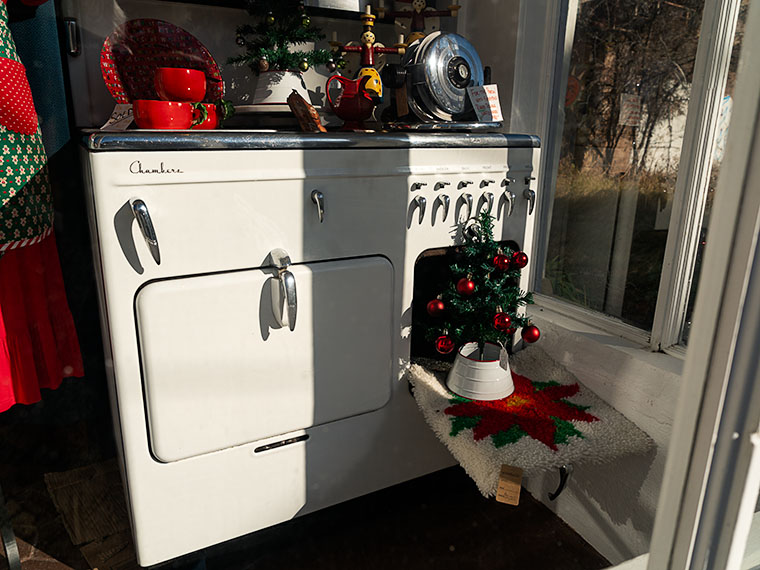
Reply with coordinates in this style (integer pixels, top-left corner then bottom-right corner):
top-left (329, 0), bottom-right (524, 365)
top-left (59, 0), bottom-right (406, 128)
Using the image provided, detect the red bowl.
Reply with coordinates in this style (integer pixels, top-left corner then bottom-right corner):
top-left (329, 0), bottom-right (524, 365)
top-left (191, 103), bottom-right (219, 130)
top-left (154, 67), bottom-right (206, 102)
top-left (133, 100), bottom-right (194, 129)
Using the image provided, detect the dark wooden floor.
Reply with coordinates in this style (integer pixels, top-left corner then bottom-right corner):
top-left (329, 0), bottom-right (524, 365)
top-left (0, 377), bottom-right (610, 570)
top-left (189, 466), bottom-right (610, 570)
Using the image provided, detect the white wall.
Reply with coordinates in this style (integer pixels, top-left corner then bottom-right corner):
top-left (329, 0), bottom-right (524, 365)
top-left (457, 0), bottom-right (520, 131)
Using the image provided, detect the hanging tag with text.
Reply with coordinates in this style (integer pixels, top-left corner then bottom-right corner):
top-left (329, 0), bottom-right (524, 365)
top-left (495, 464), bottom-right (523, 505)
top-left (101, 104), bottom-right (133, 131)
top-left (467, 84), bottom-right (503, 123)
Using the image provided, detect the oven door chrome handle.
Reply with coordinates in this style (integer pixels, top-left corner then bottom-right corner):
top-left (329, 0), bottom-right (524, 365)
top-left (279, 270), bottom-right (297, 331)
top-left (311, 190), bottom-right (325, 223)
top-left (269, 248), bottom-right (297, 331)
top-left (129, 198), bottom-right (161, 265)
top-left (524, 188), bottom-right (536, 215)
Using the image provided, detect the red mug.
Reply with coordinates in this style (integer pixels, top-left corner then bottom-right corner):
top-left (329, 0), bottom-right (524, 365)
top-left (154, 67), bottom-right (207, 102)
top-left (133, 100), bottom-right (197, 129)
top-left (191, 103), bottom-right (219, 130)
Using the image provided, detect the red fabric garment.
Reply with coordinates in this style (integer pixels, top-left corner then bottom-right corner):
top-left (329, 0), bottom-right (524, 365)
top-left (0, 56), bottom-right (38, 134)
top-left (0, 233), bottom-right (84, 412)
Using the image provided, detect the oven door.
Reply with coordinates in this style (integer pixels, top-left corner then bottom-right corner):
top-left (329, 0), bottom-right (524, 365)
top-left (135, 255), bottom-right (394, 462)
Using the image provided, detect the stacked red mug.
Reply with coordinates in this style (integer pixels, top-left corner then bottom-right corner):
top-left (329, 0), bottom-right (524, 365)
top-left (133, 67), bottom-right (218, 129)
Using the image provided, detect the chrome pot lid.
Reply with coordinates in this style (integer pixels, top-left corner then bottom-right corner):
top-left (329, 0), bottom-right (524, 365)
top-left (404, 31), bottom-right (484, 122)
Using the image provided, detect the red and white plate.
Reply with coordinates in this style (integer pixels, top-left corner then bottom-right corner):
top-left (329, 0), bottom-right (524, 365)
top-left (100, 18), bottom-right (224, 104)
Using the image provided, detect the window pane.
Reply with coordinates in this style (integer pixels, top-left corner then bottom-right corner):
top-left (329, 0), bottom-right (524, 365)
top-left (544, 0), bottom-right (704, 330)
top-left (681, 0), bottom-right (749, 344)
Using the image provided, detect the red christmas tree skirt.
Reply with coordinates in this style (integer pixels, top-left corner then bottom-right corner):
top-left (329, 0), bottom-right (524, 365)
top-left (407, 346), bottom-right (654, 497)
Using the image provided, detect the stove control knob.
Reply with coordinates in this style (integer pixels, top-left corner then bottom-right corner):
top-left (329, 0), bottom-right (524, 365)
top-left (458, 193), bottom-right (473, 220)
top-left (435, 181), bottom-right (451, 191)
top-left (411, 182), bottom-right (428, 191)
top-left (477, 192), bottom-right (494, 215)
top-left (501, 190), bottom-right (515, 217)
top-left (458, 180), bottom-right (473, 189)
top-left (435, 194), bottom-right (450, 222)
top-left (412, 195), bottom-right (427, 224)
top-left (524, 188), bottom-right (536, 215)
top-left (311, 190), bottom-right (325, 223)
top-left (480, 179), bottom-right (495, 187)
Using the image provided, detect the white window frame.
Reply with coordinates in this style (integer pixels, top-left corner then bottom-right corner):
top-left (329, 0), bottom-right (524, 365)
top-left (647, 1), bottom-right (760, 566)
top-left (529, 0), bottom-right (743, 353)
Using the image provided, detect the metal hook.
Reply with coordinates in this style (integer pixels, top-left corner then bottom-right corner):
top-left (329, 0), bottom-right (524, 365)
top-left (548, 464), bottom-right (573, 501)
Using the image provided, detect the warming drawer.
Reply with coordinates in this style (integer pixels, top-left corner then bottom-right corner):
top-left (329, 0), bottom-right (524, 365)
top-left (135, 255), bottom-right (394, 462)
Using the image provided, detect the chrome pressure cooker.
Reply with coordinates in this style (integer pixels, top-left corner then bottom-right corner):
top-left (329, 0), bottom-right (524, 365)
top-left (396, 31), bottom-right (485, 123)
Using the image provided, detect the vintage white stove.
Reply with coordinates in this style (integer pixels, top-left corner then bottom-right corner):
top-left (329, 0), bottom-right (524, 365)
top-left (80, 131), bottom-right (540, 565)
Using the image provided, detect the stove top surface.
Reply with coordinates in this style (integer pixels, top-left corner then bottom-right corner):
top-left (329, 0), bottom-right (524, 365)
top-left (83, 130), bottom-right (540, 152)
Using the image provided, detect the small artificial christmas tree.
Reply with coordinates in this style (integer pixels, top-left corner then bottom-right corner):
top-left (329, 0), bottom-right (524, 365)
top-left (425, 212), bottom-right (539, 358)
top-left (230, 0), bottom-right (333, 74)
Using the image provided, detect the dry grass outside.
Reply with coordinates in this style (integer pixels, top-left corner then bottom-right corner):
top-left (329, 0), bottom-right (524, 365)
top-left (546, 158), bottom-right (674, 329)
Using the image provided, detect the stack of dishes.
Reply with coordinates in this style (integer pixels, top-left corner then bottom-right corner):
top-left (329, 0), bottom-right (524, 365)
top-left (100, 18), bottom-right (224, 130)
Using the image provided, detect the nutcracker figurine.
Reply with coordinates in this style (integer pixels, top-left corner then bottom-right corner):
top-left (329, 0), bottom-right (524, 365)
top-left (378, 0), bottom-right (459, 44)
top-left (336, 6), bottom-right (405, 102)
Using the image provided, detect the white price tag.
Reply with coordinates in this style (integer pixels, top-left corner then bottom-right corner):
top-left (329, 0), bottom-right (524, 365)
top-left (101, 104), bottom-right (134, 131)
top-left (467, 84), bottom-right (503, 123)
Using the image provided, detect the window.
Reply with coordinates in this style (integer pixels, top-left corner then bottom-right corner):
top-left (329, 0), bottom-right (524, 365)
top-left (534, 0), bottom-right (746, 351)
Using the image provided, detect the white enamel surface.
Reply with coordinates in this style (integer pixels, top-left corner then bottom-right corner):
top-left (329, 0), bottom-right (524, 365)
top-left (82, 144), bottom-right (539, 565)
top-left (136, 257), bottom-right (393, 462)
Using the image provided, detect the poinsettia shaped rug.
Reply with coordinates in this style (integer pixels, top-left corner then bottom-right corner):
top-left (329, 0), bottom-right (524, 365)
top-left (407, 346), bottom-right (654, 497)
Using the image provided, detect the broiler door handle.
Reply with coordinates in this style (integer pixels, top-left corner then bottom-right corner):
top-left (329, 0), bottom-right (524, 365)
top-left (129, 198), bottom-right (161, 265)
top-left (269, 248), bottom-right (297, 331)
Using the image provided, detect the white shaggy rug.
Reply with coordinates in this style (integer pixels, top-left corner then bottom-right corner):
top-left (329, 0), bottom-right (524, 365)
top-left (406, 346), bottom-right (654, 497)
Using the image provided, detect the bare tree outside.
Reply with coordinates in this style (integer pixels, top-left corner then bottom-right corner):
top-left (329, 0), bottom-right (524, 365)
top-left (545, 0), bottom-right (747, 332)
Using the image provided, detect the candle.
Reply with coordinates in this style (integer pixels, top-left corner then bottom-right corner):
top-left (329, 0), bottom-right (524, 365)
top-left (332, 31), bottom-right (338, 42)
top-left (366, 4), bottom-right (372, 14)
top-left (379, 0), bottom-right (384, 8)
top-left (398, 34), bottom-right (404, 44)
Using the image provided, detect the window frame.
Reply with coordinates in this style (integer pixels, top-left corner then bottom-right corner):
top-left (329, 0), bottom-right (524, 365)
top-left (530, 0), bottom-right (743, 353)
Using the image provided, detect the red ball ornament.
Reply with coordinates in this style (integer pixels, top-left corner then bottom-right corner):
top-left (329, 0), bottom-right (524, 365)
top-left (521, 325), bottom-right (541, 343)
top-left (493, 254), bottom-right (511, 271)
top-left (493, 312), bottom-right (512, 332)
top-left (511, 251), bottom-right (529, 269)
top-left (426, 299), bottom-right (445, 316)
top-left (435, 335), bottom-right (455, 354)
top-left (456, 277), bottom-right (476, 296)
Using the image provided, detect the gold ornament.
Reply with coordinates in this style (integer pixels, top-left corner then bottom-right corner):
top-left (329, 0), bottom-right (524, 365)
top-left (298, 59), bottom-right (309, 72)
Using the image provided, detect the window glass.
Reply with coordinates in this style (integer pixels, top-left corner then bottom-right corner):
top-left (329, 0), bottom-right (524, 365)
top-left (544, 0), bottom-right (704, 330)
top-left (681, 0), bottom-right (749, 344)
